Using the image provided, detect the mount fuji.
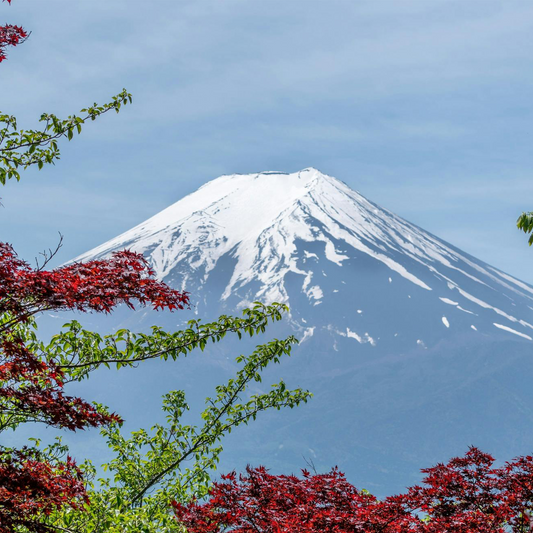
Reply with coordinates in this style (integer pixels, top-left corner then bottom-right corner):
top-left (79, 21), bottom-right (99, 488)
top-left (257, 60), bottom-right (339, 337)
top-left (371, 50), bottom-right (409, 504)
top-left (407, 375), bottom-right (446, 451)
top-left (70, 168), bottom-right (533, 497)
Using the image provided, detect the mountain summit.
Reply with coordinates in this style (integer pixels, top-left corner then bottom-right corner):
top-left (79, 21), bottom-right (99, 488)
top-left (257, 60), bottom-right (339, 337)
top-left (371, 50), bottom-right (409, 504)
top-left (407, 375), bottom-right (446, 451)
top-left (74, 169), bottom-right (533, 496)
top-left (77, 168), bottom-right (533, 344)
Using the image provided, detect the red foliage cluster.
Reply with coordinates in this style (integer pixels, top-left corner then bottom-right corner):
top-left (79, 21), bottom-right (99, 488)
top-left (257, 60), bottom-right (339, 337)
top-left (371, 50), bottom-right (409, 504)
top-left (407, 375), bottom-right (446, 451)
top-left (0, 242), bottom-right (189, 321)
top-left (0, 242), bottom-right (189, 530)
top-left (173, 466), bottom-right (397, 532)
top-left (174, 447), bottom-right (533, 532)
top-left (0, 336), bottom-right (122, 431)
top-left (0, 0), bottom-right (28, 63)
top-left (0, 448), bottom-right (86, 533)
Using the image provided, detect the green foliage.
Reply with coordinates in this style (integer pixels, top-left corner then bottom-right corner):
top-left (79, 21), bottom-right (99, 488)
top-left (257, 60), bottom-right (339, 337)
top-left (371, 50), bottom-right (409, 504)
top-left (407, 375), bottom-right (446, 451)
top-left (0, 89), bottom-right (132, 184)
top-left (39, 302), bottom-right (290, 381)
top-left (517, 212), bottom-right (533, 246)
top-left (34, 303), bottom-right (310, 532)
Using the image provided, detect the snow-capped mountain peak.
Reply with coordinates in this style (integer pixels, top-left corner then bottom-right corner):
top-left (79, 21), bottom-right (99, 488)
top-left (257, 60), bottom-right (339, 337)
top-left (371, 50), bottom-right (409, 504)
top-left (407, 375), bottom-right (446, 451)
top-left (75, 168), bottom-right (533, 342)
top-left (76, 168), bottom-right (364, 296)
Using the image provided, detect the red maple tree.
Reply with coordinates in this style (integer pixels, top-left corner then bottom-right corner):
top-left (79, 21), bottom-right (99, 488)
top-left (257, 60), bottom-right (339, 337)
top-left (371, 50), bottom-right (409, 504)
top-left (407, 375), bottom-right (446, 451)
top-left (0, 242), bottom-right (189, 532)
top-left (173, 447), bottom-right (533, 533)
top-left (0, 0), bottom-right (27, 63)
top-left (0, 448), bottom-right (87, 533)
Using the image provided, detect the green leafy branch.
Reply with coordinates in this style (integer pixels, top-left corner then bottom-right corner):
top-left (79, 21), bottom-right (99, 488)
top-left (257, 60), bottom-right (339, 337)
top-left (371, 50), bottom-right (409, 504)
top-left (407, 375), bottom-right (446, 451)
top-left (39, 302), bottom-right (289, 382)
top-left (517, 212), bottom-right (533, 246)
top-left (45, 316), bottom-right (310, 532)
top-left (0, 89), bottom-right (132, 185)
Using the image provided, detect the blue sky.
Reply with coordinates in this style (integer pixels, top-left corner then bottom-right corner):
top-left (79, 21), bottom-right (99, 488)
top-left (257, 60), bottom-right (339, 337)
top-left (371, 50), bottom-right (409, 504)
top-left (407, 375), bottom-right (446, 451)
top-left (2, 0), bottom-right (533, 282)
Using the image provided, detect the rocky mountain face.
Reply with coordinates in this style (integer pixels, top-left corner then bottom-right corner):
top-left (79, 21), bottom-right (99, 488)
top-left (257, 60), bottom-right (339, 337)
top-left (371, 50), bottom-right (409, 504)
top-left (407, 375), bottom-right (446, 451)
top-left (70, 168), bottom-right (533, 497)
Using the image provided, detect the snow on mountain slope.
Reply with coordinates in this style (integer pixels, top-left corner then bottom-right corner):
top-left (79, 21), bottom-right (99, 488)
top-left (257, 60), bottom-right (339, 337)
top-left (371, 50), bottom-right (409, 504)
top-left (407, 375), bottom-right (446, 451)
top-left (75, 167), bottom-right (533, 342)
